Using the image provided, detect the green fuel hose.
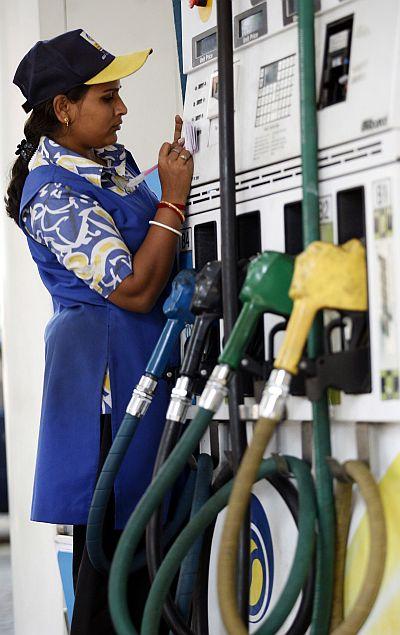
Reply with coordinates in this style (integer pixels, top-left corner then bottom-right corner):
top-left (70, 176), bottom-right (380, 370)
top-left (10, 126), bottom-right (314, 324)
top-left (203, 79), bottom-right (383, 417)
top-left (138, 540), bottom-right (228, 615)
top-left (331, 460), bottom-right (387, 635)
top-left (108, 407), bottom-right (215, 635)
top-left (141, 455), bottom-right (316, 635)
top-left (298, 1), bottom-right (336, 632)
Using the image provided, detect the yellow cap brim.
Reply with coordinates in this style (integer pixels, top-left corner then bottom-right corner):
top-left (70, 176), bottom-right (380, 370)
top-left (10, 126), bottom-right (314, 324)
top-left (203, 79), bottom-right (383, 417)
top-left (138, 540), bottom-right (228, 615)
top-left (84, 48), bottom-right (153, 85)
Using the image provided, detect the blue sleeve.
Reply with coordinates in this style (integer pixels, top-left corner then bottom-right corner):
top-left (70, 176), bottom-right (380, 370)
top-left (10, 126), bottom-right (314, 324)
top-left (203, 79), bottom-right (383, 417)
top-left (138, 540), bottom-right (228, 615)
top-left (22, 182), bottom-right (132, 298)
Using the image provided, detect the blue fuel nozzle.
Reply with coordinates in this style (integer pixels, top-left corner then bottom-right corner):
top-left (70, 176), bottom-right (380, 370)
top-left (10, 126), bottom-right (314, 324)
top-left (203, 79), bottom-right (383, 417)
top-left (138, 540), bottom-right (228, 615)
top-left (145, 269), bottom-right (196, 378)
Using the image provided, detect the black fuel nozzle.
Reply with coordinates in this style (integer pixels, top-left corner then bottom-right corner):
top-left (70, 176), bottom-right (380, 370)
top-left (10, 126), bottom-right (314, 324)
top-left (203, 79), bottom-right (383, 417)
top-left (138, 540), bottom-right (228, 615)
top-left (190, 260), bottom-right (223, 316)
top-left (179, 260), bottom-right (223, 379)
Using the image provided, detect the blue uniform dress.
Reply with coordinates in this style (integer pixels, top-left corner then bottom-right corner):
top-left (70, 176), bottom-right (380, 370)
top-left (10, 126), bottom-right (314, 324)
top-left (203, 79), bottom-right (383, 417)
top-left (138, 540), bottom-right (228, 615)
top-left (19, 138), bottom-right (171, 529)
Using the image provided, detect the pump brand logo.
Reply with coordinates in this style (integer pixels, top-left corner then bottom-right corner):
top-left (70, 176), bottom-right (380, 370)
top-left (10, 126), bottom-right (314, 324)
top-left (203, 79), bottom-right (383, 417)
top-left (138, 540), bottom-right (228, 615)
top-left (361, 116), bottom-right (388, 132)
top-left (249, 494), bottom-right (274, 624)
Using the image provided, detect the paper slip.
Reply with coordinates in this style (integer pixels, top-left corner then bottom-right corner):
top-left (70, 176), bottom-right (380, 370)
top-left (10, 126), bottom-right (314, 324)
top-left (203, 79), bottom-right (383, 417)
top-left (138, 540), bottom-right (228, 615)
top-left (182, 120), bottom-right (199, 155)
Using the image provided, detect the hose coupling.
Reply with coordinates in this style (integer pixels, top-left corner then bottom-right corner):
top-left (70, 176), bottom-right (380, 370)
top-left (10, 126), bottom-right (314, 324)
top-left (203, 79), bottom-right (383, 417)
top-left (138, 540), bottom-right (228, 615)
top-left (126, 374), bottom-right (158, 418)
top-left (258, 369), bottom-right (291, 420)
top-left (198, 363), bottom-right (232, 413)
top-left (166, 376), bottom-right (193, 422)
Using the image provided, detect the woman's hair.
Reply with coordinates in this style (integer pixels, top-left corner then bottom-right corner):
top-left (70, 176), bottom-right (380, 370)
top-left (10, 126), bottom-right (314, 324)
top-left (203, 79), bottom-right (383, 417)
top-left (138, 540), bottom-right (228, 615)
top-left (4, 84), bottom-right (90, 225)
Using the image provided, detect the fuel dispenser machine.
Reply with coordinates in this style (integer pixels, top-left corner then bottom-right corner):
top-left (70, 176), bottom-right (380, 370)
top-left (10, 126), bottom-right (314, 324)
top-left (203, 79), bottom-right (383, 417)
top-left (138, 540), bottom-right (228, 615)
top-left (178, 0), bottom-right (400, 632)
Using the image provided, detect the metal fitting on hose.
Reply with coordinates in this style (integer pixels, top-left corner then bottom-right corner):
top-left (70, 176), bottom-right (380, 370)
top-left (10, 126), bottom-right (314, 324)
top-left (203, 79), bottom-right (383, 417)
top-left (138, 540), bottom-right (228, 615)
top-left (126, 374), bottom-right (158, 418)
top-left (198, 363), bottom-right (232, 413)
top-left (259, 369), bottom-right (291, 420)
top-left (166, 376), bottom-right (193, 423)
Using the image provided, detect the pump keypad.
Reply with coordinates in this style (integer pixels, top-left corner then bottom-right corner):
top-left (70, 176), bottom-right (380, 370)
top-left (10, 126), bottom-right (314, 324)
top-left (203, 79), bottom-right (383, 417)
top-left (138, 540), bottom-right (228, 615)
top-left (255, 55), bottom-right (295, 127)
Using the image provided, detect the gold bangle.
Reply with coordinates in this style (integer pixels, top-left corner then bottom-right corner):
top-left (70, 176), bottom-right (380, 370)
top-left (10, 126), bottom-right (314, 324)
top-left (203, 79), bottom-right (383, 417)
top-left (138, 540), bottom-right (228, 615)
top-left (159, 200), bottom-right (186, 223)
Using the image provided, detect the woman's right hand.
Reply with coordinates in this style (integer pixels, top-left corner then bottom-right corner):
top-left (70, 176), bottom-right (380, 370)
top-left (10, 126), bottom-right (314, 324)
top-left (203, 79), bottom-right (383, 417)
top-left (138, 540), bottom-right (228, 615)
top-left (158, 117), bottom-right (194, 204)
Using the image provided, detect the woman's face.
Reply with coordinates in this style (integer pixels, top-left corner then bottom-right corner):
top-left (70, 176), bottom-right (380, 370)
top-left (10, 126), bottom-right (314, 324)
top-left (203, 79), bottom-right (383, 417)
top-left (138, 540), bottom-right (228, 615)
top-left (66, 80), bottom-right (128, 149)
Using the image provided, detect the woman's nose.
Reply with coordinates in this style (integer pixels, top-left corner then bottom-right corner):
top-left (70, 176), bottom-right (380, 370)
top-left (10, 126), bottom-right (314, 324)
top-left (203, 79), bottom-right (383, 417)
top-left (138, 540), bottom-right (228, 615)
top-left (116, 96), bottom-right (128, 116)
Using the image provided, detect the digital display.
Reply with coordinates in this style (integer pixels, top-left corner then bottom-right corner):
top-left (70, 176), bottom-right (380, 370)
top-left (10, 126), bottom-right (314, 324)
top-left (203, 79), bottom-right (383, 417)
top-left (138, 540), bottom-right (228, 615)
top-left (239, 10), bottom-right (264, 38)
top-left (196, 32), bottom-right (217, 57)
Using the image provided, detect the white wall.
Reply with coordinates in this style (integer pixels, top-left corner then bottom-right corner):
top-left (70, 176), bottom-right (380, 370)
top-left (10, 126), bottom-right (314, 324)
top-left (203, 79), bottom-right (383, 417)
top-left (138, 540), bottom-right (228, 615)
top-left (0, 1), bottom-right (181, 633)
top-left (66, 0), bottom-right (183, 168)
top-left (0, 1), bottom-right (67, 633)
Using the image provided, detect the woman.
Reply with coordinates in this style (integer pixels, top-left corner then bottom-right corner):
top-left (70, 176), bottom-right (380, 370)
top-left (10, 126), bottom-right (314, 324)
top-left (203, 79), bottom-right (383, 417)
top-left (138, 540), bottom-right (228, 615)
top-left (5, 29), bottom-right (193, 633)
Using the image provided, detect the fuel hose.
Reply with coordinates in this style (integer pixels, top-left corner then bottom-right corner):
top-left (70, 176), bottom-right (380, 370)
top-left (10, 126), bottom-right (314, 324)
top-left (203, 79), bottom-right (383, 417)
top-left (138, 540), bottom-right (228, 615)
top-left (109, 405), bottom-right (217, 635)
top-left (216, 0), bottom-right (250, 619)
top-left (173, 453), bottom-right (214, 622)
top-left (331, 460), bottom-right (387, 635)
top-left (140, 455), bottom-right (316, 635)
top-left (145, 417), bottom-right (193, 635)
top-left (190, 518), bottom-right (215, 635)
top-left (268, 474), bottom-right (315, 635)
top-left (218, 413), bottom-right (283, 635)
top-left (130, 470), bottom-right (197, 572)
top-left (218, 240), bottom-right (368, 635)
top-left (297, 0), bottom-right (335, 631)
top-left (108, 250), bottom-right (300, 634)
top-left (191, 472), bottom-right (315, 635)
top-left (330, 478), bottom-right (353, 630)
top-left (145, 261), bottom-right (223, 635)
top-left (86, 269), bottom-right (196, 572)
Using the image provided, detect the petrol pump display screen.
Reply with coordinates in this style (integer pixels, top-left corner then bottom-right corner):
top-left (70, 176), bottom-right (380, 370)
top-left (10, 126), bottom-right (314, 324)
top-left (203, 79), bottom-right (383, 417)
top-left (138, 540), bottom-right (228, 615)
top-left (193, 27), bottom-right (218, 67)
top-left (234, 3), bottom-right (268, 47)
top-left (239, 10), bottom-right (264, 38)
top-left (196, 32), bottom-right (217, 58)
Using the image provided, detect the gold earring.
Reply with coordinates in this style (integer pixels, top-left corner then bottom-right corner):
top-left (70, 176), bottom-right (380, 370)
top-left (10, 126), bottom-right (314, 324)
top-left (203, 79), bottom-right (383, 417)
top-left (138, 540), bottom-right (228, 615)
top-left (64, 117), bottom-right (70, 128)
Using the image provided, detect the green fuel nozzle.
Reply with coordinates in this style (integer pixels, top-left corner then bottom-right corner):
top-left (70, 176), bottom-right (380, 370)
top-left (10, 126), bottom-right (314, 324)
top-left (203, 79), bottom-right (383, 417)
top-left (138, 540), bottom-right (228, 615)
top-left (218, 251), bottom-right (294, 370)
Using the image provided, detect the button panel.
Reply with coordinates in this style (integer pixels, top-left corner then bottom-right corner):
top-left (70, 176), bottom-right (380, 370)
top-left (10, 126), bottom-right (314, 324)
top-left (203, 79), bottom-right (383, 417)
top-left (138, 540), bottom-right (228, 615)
top-left (255, 55), bottom-right (295, 127)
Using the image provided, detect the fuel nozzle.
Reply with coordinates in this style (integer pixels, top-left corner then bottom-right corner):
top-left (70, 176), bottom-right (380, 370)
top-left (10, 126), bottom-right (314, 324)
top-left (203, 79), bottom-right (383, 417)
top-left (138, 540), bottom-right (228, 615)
top-left (219, 251), bottom-right (294, 370)
top-left (198, 252), bottom-right (294, 415)
top-left (127, 269), bottom-right (196, 417)
top-left (167, 261), bottom-right (223, 423)
top-left (260, 240), bottom-right (368, 419)
top-left (190, 260), bottom-right (222, 316)
top-left (180, 260), bottom-right (222, 378)
top-left (145, 268), bottom-right (196, 377)
top-left (275, 239), bottom-right (368, 374)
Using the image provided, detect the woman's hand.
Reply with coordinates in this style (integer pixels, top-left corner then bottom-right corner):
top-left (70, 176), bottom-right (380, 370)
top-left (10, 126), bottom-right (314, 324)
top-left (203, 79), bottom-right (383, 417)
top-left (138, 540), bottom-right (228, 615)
top-left (158, 115), bottom-right (194, 204)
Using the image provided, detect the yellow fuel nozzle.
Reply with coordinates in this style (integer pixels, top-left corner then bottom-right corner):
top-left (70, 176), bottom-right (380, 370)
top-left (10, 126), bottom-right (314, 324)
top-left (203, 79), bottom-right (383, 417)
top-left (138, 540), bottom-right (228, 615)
top-left (274, 239), bottom-right (368, 375)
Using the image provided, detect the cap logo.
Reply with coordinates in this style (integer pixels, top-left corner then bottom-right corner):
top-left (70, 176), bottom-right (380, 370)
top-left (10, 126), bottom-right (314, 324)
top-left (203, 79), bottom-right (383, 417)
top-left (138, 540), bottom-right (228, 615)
top-left (80, 31), bottom-right (108, 59)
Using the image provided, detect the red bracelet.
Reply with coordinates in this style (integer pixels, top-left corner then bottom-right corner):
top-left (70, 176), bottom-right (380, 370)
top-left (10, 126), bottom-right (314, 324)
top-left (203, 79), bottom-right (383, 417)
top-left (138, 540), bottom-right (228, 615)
top-left (157, 201), bottom-right (185, 222)
top-left (158, 200), bottom-right (186, 211)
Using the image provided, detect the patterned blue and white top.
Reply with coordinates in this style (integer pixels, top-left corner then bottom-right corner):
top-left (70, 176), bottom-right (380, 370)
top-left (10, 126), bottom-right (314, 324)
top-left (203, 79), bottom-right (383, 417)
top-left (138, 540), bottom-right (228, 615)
top-left (22, 136), bottom-right (142, 414)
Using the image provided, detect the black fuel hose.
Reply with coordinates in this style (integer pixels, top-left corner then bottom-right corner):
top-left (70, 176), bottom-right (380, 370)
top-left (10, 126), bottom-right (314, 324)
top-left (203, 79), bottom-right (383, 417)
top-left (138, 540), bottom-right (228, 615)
top-left (217, 0), bottom-right (250, 620)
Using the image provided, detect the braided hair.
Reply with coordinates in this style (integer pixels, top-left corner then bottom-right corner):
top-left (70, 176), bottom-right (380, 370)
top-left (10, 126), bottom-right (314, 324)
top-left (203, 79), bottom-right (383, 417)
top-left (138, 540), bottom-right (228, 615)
top-left (4, 85), bottom-right (90, 225)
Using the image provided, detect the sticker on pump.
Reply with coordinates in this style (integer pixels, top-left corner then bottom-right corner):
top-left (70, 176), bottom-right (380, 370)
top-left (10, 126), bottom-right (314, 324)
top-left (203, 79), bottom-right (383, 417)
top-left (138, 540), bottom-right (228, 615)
top-left (180, 227), bottom-right (192, 252)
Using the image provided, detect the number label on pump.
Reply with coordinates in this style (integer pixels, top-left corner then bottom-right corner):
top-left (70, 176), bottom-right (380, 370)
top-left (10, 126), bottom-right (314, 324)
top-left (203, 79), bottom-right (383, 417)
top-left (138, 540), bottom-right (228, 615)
top-left (181, 227), bottom-right (192, 252)
top-left (319, 195), bottom-right (333, 243)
